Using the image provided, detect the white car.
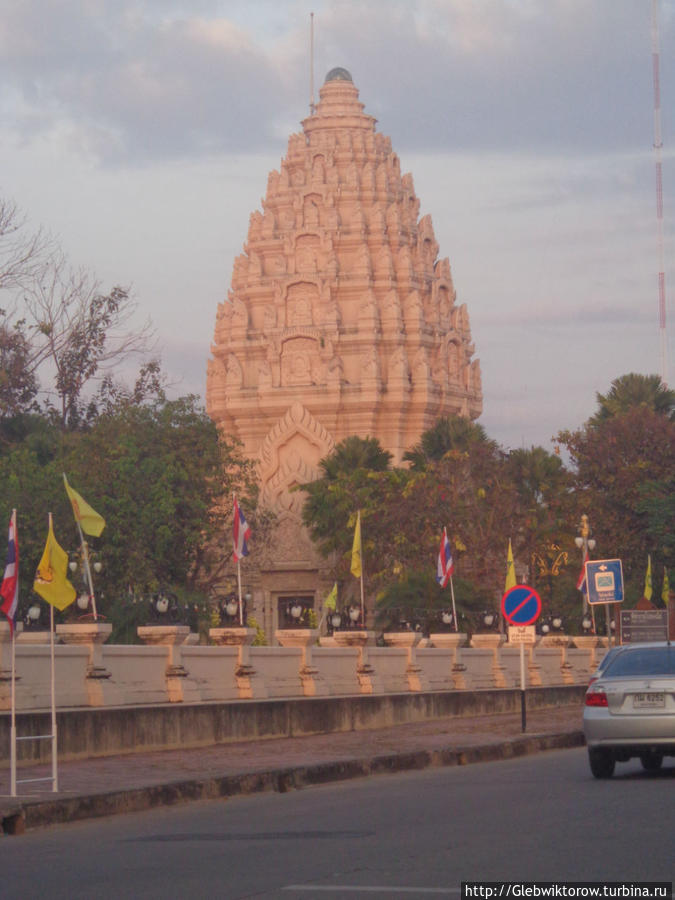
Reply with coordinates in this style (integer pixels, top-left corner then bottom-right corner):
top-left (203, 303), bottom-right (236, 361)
top-left (583, 642), bottom-right (675, 778)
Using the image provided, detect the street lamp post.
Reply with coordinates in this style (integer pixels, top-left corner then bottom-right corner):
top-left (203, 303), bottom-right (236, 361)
top-left (574, 514), bottom-right (596, 622)
top-left (69, 550), bottom-right (103, 620)
top-left (574, 513), bottom-right (616, 644)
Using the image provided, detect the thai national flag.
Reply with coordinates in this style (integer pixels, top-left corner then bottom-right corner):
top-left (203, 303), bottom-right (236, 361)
top-left (576, 551), bottom-right (588, 594)
top-left (436, 527), bottom-right (454, 588)
top-left (0, 511), bottom-right (19, 636)
top-left (232, 497), bottom-right (251, 562)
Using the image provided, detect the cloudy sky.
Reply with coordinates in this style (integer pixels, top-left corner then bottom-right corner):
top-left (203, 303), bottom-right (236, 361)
top-left (2, 0), bottom-right (674, 451)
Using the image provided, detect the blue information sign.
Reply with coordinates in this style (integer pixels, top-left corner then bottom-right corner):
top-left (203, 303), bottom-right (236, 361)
top-left (501, 585), bottom-right (542, 626)
top-left (585, 559), bottom-right (624, 605)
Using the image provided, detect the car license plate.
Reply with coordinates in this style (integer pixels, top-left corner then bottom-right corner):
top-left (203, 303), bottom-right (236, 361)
top-left (633, 692), bottom-right (665, 709)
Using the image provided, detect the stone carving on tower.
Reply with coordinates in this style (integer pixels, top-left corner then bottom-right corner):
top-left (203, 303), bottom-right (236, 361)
top-left (207, 67), bottom-right (482, 606)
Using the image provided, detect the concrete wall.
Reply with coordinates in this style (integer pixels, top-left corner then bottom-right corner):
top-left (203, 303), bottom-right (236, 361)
top-left (0, 627), bottom-right (603, 715)
top-left (0, 685), bottom-right (587, 766)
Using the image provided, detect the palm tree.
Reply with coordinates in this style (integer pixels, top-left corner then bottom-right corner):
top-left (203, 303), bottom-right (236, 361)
top-left (506, 446), bottom-right (568, 508)
top-left (589, 373), bottom-right (675, 426)
top-left (318, 435), bottom-right (392, 480)
top-left (403, 415), bottom-right (495, 470)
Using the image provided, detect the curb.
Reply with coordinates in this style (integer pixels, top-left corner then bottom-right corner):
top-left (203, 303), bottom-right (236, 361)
top-left (2, 730), bottom-right (584, 835)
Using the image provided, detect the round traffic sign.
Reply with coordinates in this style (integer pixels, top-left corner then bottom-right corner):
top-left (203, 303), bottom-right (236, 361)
top-left (501, 585), bottom-right (542, 626)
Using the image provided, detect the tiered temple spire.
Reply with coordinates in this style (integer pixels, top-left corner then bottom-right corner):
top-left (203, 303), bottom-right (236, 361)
top-left (207, 68), bottom-right (482, 545)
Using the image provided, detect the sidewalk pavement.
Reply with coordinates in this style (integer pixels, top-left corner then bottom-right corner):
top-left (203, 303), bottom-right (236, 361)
top-left (0, 702), bottom-right (585, 835)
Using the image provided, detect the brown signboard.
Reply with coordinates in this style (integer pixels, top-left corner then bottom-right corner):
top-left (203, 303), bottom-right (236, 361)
top-left (620, 609), bottom-right (668, 643)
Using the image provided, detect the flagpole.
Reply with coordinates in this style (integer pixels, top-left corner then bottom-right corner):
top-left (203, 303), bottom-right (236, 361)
top-left (237, 558), bottom-right (243, 625)
top-left (75, 520), bottom-right (98, 621)
top-left (449, 574), bottom-right (458, 633)
top-left (10, 624), bottom-right (17, 796)
top-left (8, 508), bottom-right (18, 796)
top-left (666, 594), bottom-right (670, 642)
top-left (663, 570), bottom-right (670, 640)
top-left (49, 583), bottom-right (58, 792)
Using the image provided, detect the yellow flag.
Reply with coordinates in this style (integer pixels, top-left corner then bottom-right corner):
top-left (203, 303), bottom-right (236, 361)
top-left (644, 555), bottom-right (653, 602)
top-left (33, 516), bottom-right (76, 611)
top-left (325, 582), bottom-right (338, 611)
top-left (63, 474), bottom-right (106, 537)
top-left (504, 539), bottom-right (516, 592)
top-left (351, 511), bottom-right (362, 579)
top-left (662, 570), bottom-right (670, 607)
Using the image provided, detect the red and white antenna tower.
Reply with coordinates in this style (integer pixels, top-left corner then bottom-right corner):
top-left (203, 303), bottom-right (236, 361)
top-left (651, 0), bottom-right (669, 384)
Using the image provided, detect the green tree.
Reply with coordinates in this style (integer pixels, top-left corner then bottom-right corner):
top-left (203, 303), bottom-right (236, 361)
top-left (0, 416), bottom-right (68, 616)
top-left (0, 314), bottom-right (39, 420)
top-left (401, 441), bottom-right (525, 601)
top-left (318, 435), bottom-right (392, 479)
top-left (589, 373), bottom-right (675, 425)
top-left (505, 445), bottom-right (574, 605)
top-left (403, 415), bottom-right (494, 470)
top-left (375, 569), bottom-right (491, 634)
top-left (637, 477), bottom-right (675, 572)
top-left (558, 407), bottom-right (675, 580)
top-left (0, 392), bottom-right (262, 639)
top-left (300, 435), bottom-right (397, 573)
top-left (63, 395), bottom-right (259, 602)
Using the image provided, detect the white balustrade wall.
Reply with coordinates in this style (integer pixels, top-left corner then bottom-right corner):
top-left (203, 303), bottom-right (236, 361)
top-left (0, 624), bottom-right (607, 712)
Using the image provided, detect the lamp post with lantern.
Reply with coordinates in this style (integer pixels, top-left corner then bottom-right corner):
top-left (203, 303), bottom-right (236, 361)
top-left (69, 549), bottom-right (103, 620)
top-left (574, 513), bottom-right (596, 630)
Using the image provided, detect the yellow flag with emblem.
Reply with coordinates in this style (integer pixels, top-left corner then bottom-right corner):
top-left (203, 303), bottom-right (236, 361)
top-left (350, 511), bottom-right (362, 579)
top-left (504, 539), bottom-right (516, 593)
top-left (325, 582), bottom-right (338, 611)
top-left (33, 515), bottom-right (76, 611)
top-left (662, 570), bottom-right (670, 607)
top-left (63, 474), bottom-right (106, 537)
top-left (644, 555), bottom-right (653, 602)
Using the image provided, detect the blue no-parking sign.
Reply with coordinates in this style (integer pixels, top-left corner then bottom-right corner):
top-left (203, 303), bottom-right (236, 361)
top-left (585, 559), bottom-right (624, 605)
top-left (501, 585), bottom-right (542, 626)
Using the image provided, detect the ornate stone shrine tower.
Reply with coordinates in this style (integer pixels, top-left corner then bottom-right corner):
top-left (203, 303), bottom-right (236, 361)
top-left (207, 68), bottom-right (482, 633)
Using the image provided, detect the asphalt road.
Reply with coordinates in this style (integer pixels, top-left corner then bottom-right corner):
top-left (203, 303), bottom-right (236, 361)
top-left (1, 747), bottom-right (673, 899)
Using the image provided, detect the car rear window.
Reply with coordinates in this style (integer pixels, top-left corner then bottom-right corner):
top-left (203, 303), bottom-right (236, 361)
top-left (603, 646), bottom-right (675, 677)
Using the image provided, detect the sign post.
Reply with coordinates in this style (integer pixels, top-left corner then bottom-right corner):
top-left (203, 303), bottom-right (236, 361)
top-left (585, 559), bottom-right (624, 645)
top-left (620, 609), bottom-right (667, 643)
top-left (501, 585), bottom-right (542, 733)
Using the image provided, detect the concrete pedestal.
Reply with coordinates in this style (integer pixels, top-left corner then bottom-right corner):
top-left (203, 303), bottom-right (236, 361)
top-left (208, 627), bottom-right (267, 699)
top-left (275, 629), bottom-right (328, 696)
top-left (56, 622), bottom-right (123, 705)
top-left (429, 632), bottom-right (468, 689)
top-left (382, 632), bottom-right (429, 692)
top-left (137, 625), bottom-right (201, 703)
top-left (469, 633), bottom-right (506, 688)
top-left (333, 630), bottom-right (383, 694)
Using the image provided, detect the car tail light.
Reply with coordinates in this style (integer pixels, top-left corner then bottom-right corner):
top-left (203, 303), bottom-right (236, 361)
top-left (585, 689), bottom-right (608, 707)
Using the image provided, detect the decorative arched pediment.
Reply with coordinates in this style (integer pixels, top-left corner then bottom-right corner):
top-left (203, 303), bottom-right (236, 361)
top-left (258, 402), bottom-right (335, 513)
top-left (259, 400), bottom-right (335, 488)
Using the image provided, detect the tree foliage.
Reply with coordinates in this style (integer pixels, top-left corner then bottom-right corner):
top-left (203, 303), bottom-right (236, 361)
top-left (303, 428), bottom-right (534, 612)
top-left (557, 407), bottom-right (675, 580)
top-left (0, 392), bottom-right (260, 635)
top-left (589, 373), bottom-right (675, 425)
top-left (0, 197), bottom-right (52, 293)
top-left (300, 436), bottom-right (399, 571)
top-left (1, 195), bottom-right (156, 428)
top-left (0, 314), bottom-right (39, 419)
top-left (20, 256), bottom-right (156, 427)
top-left (403, 415), bottom-right (495, 470)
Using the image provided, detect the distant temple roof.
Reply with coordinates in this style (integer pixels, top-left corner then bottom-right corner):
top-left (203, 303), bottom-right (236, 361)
top-left (324, 67), bottom-right (353, 83)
